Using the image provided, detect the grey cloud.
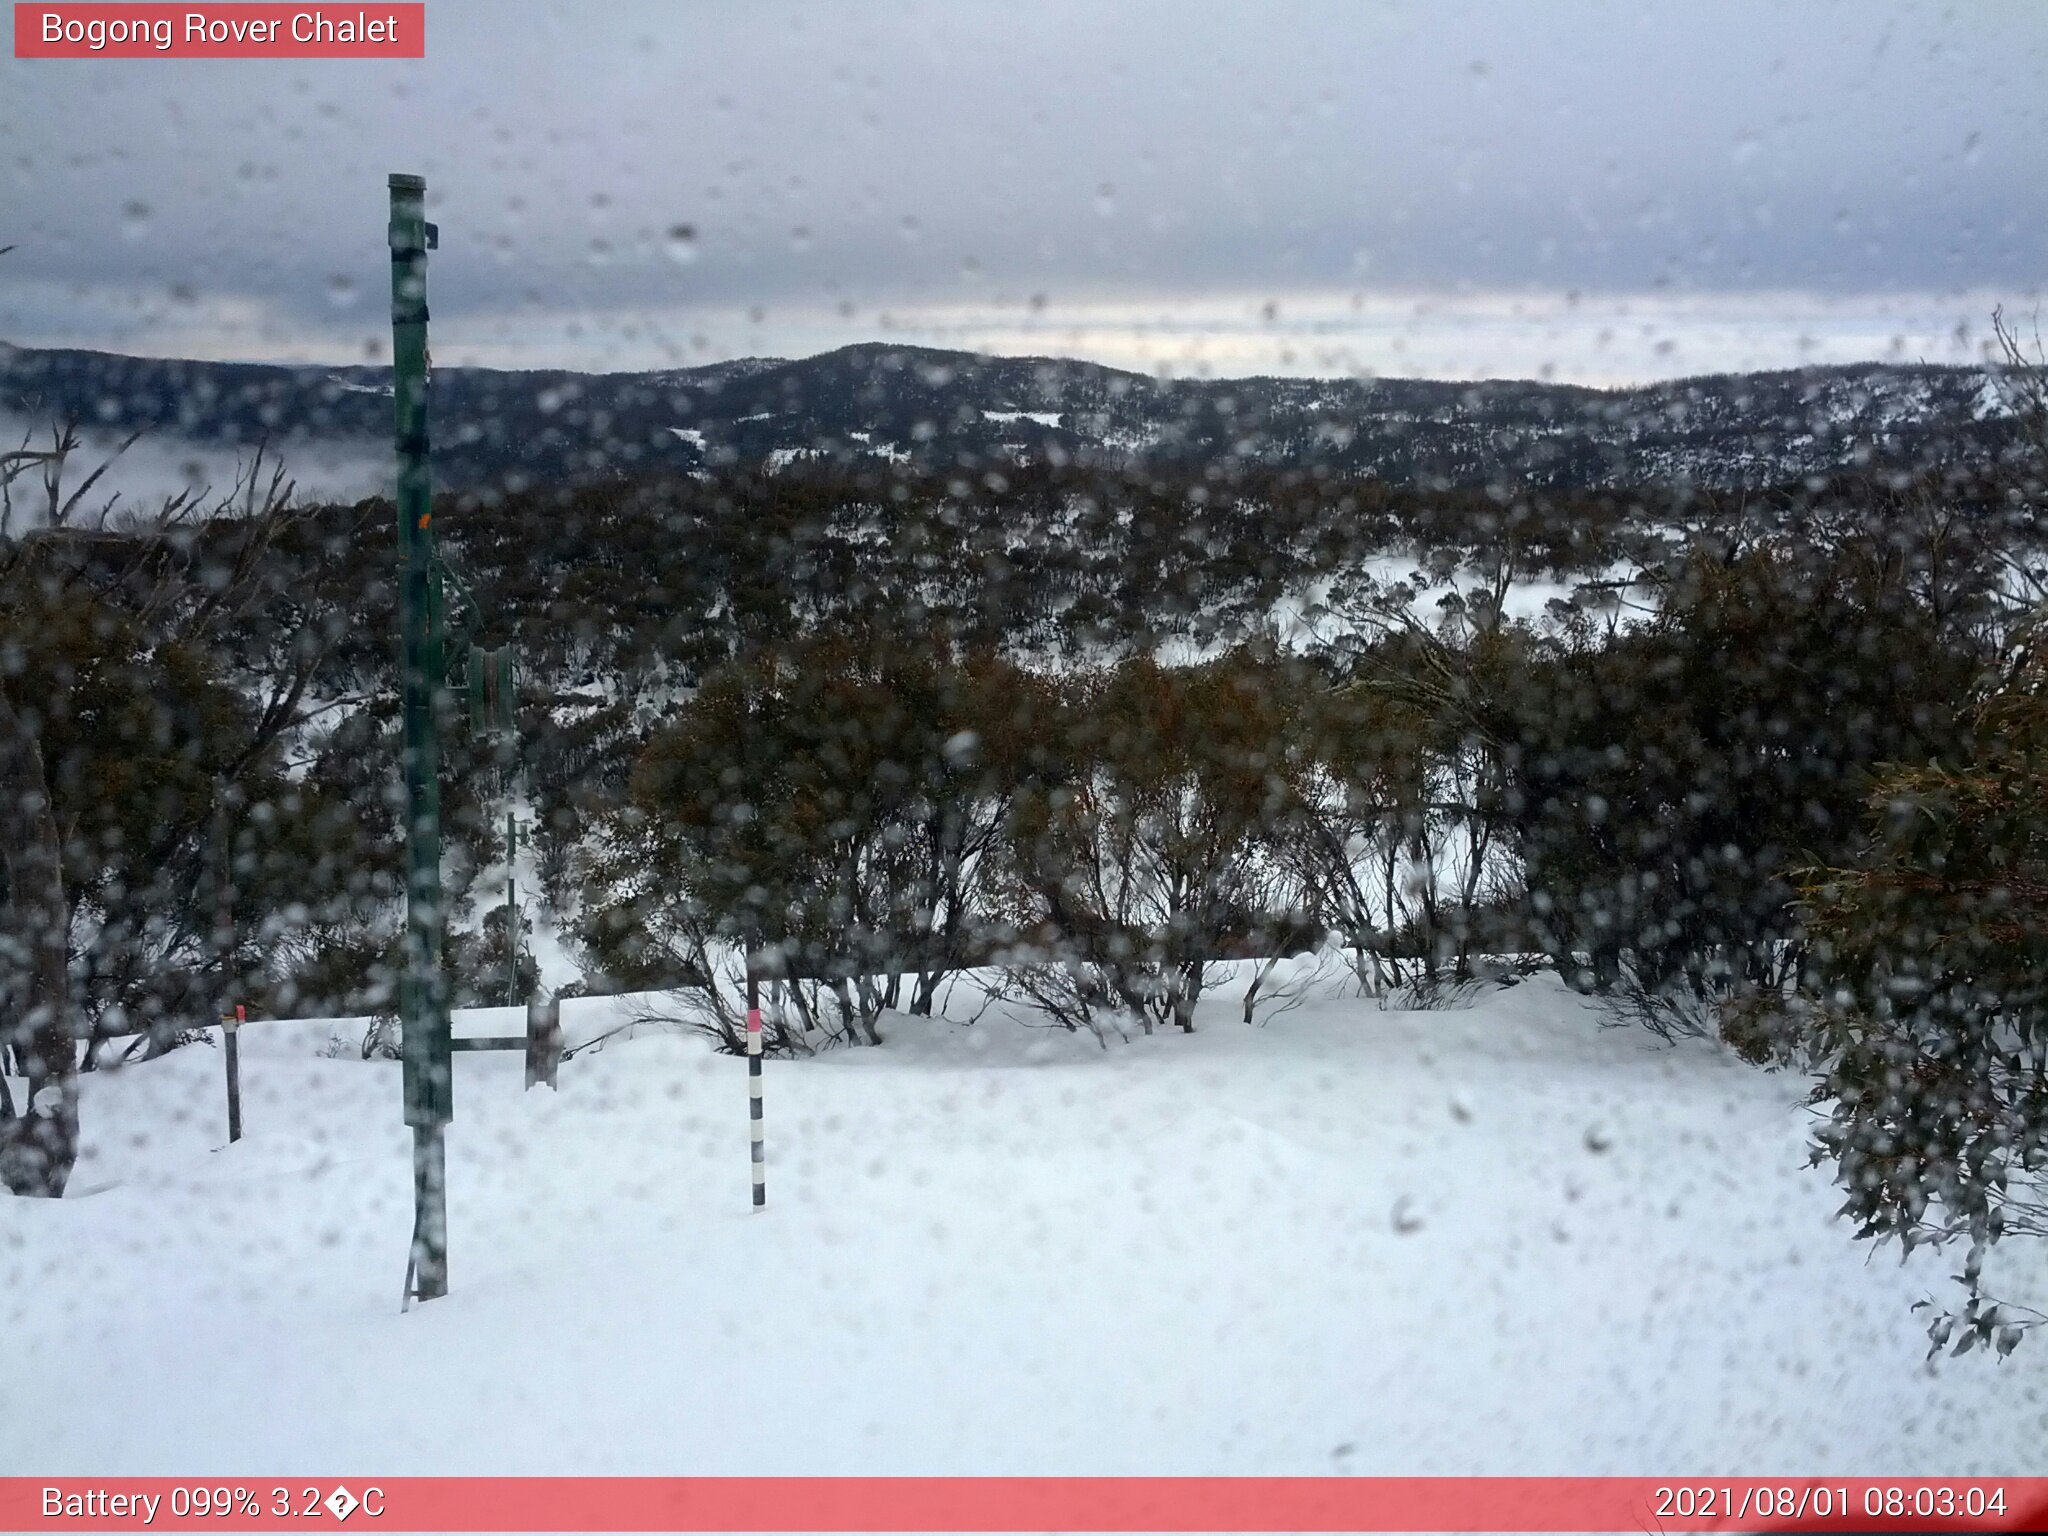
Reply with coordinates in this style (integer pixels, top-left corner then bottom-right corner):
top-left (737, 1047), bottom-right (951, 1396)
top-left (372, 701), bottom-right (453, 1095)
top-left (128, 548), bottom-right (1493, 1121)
top-left (2, 0), bottom-right (2043, 378)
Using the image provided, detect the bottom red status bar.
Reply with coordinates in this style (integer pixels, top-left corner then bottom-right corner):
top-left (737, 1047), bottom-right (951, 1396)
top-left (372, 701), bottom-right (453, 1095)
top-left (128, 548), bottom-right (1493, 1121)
top-left (7, 1477), bottom-right (2042, 1533)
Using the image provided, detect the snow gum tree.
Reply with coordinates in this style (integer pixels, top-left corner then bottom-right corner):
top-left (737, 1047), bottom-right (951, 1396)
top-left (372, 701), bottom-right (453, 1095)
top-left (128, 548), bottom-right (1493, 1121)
top-left (1498, 537), bottom-right (1979, 1010)
top-left (1270, 670), bottom-right (1435, 992)
top-left (0, 675), bottom-right (72, 1195)
top-left (0, 449), bottom-right (357, 1194)
top-left (998, 652), bottom-right (1304, 1034)
top-left (1799, 618), bottom-right (2048, 1357)
top-left (589, 628), bottom-right (1053, 1045)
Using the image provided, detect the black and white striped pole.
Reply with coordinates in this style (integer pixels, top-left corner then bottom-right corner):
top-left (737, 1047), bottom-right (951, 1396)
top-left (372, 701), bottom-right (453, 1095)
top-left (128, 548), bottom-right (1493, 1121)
top-left (746, 967), bottom-right (765, 1209)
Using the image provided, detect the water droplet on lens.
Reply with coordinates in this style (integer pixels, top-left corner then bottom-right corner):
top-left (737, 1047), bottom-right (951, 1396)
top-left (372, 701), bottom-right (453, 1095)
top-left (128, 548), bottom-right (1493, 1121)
top-left (120, 200), bottom-right (152, 240)
top-left (1391, 1196), bottom-right (1425, 1234)
top-left (664, 224), bottom-right (698, 264)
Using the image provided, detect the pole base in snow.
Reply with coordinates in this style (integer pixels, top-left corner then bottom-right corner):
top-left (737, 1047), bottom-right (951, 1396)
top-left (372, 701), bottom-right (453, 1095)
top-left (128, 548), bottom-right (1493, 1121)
top-left (408, 1123), bottom-right (449, 1303)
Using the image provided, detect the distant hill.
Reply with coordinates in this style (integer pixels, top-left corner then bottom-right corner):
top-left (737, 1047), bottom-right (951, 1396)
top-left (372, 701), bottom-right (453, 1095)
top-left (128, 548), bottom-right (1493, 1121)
top-left (0, 339), bottom-right (2027, 498)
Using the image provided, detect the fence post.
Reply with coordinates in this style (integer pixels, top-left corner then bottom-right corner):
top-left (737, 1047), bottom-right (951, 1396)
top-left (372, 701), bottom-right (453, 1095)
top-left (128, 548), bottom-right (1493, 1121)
top-left (504, 807), bottom-right (519, 1007)
top-left (221, 1003), bottom-right (244, 1144)
top-left (747, 967), bottom-right (765, 1209)
top-left (524, 994), bottom-right (560, 1091)
top-left (214, 783), bottom-right (241, 1145)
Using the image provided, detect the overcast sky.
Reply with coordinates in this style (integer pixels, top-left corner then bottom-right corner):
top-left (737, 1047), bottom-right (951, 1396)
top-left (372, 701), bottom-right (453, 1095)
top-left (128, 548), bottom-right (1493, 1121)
top-left (3, 0), bottom-right (2044, 384)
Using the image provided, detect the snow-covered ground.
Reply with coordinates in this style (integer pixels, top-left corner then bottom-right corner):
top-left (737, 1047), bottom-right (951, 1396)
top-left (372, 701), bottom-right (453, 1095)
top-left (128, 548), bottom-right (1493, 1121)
top-left (3, 968), bottom-right (2041, 1476)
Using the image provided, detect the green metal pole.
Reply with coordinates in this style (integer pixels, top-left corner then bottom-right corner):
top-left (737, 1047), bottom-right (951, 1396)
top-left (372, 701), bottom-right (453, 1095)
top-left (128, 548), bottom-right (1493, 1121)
top-left (390, 171), bottom-right (450, 1303)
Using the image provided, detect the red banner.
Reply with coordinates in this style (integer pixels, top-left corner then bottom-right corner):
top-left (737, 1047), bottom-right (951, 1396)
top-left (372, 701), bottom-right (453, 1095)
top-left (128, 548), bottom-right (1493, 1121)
top-left (12, 4), bottom-right (424, 58)
top-left (3, 1478), bottom-right (2044, 1533)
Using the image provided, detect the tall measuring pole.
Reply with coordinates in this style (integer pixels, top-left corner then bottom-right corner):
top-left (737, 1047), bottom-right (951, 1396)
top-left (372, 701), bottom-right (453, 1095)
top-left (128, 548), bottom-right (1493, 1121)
top-left (746, 966), bottom-right (765, 1209)
top-left (390, 172), bottom-right (451, 1303)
